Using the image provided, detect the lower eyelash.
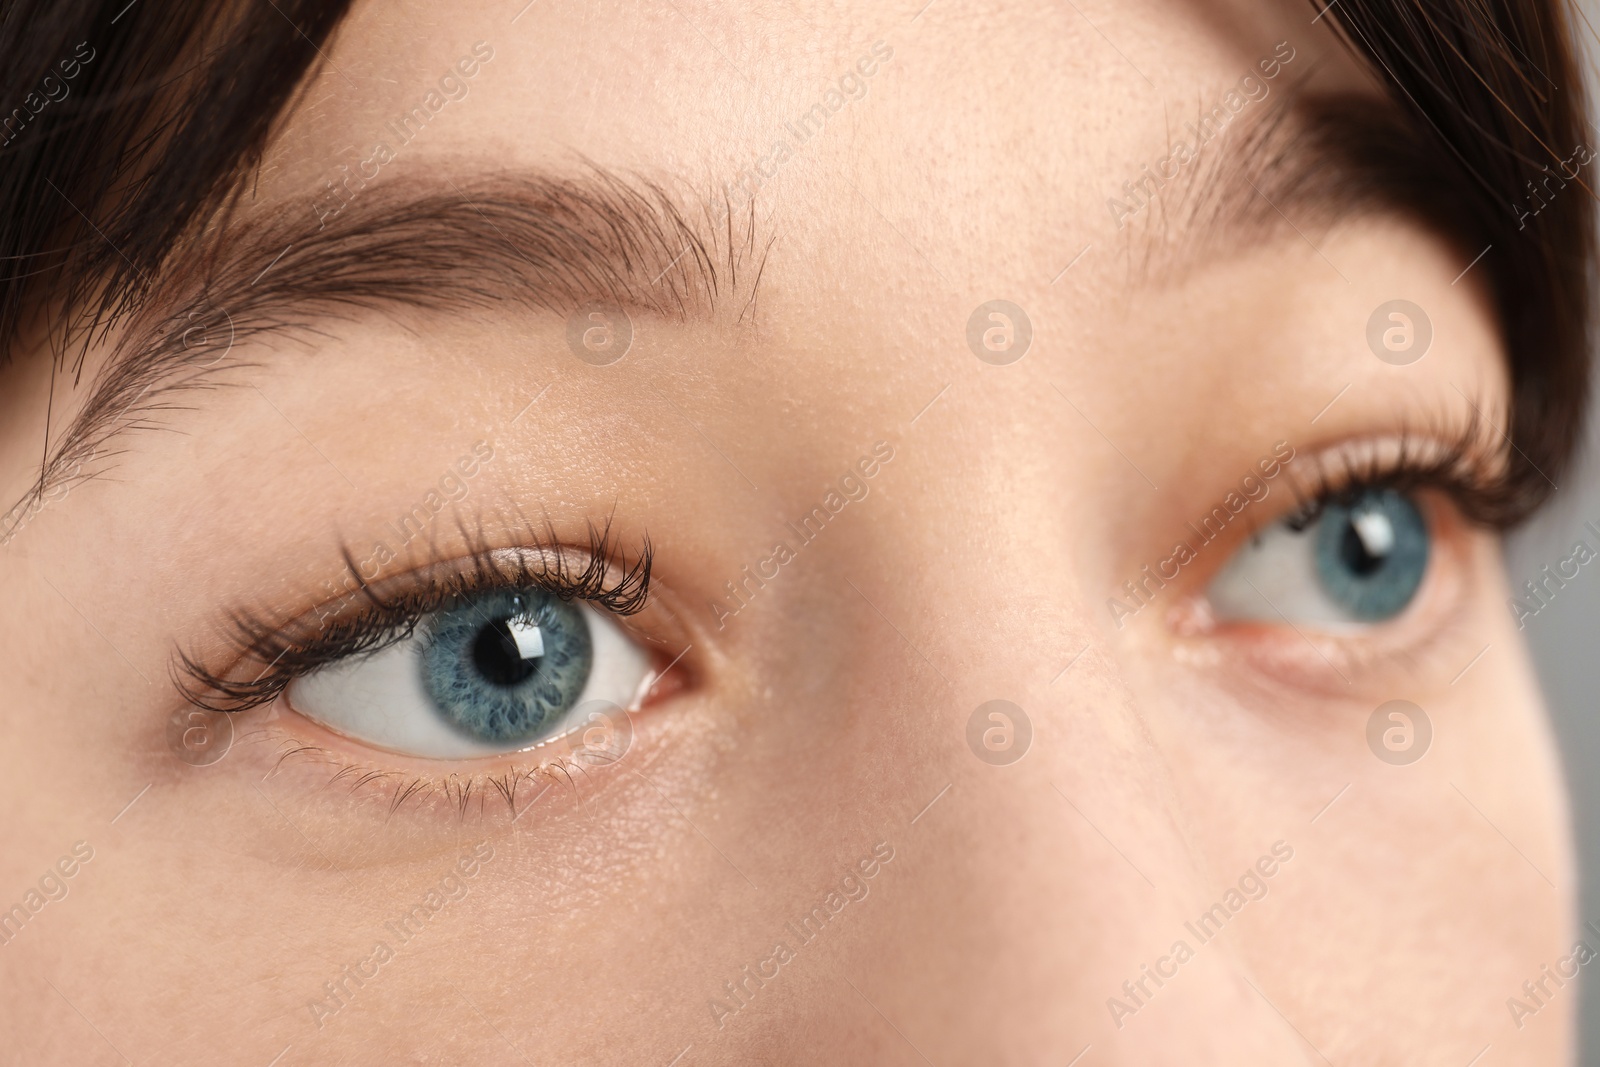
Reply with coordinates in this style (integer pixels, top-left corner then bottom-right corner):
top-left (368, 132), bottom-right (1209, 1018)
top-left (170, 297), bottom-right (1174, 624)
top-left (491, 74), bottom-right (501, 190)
top-left (250, 720), bottom-right (608, 821)
top-left (174, 516), bottom-right (652, 716)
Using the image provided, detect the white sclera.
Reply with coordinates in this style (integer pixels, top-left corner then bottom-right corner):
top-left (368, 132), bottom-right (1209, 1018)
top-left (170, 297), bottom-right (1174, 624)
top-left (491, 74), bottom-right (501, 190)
top-left (288, 600), bottom-right (650, 759)
top-left (1207, 520), bottom-right (1359, 626)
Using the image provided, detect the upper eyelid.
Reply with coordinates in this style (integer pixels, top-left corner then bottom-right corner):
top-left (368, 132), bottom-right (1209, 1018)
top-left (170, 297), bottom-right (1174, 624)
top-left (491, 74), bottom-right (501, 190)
top-left (1139, 428), bottom-right (1503, 595)
top-left (173, 525), bottom-right (654, 715)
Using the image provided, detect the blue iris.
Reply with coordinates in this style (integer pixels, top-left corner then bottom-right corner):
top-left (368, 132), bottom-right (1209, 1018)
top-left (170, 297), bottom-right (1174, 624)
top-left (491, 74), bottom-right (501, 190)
top-left (419, 588), bottom-right (592, 744)
top-left (1312, 488), bottom-right (1429, 621)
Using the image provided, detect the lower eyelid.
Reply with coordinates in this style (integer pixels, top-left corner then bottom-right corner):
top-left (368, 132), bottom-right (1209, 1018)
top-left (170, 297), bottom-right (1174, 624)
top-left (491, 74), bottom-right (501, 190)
top-left (164, 586), bottom-right (697, 838)
top-left (199, 706), bottom-right (715, 901)
top-left (252, 699), bottom-right (615, 812)
top-left (177, 713), bottom-right (605, 875)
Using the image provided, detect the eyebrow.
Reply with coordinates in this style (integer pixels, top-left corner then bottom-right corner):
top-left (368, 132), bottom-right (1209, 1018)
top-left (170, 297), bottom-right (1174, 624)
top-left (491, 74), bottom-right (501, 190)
top-left (6, 166), bottom-right (769, 539)
top-left (1122, 91), bottom-right (1494, 283)
top-left (6, 95), bottom-right (1481, 534)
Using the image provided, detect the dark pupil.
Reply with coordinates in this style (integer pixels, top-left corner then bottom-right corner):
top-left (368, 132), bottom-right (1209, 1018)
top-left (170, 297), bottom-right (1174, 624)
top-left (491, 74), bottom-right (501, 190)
top-left (1338, 513), bottom-right (1388, 577)
top-left (470, 618), bottom-right (538, 687)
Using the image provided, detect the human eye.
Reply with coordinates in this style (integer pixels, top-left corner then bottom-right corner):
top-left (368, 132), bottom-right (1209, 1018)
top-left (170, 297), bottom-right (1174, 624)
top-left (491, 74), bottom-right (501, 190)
top-left (176, 525), bottom-right (665, 769)
top-left (288, 586), bottom-right (649, 759)
top-left (1208, 485), bottom-right (1430, 625)
top-left (1204, 427), bottom-right (1507, 629)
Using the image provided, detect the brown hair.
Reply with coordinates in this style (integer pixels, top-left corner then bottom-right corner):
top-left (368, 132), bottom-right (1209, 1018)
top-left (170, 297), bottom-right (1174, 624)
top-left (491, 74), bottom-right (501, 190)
top-left (1323, 0), bottom-right (1595, 508)
top-left (0, 0), bottom-right (1593, 518)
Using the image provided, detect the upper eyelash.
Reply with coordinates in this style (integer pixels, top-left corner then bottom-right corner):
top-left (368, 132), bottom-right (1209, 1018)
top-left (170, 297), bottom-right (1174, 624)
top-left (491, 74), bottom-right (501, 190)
top-left (1280, 407), bottom-right (1526, 532)
top-left (171, 410), bottom-right (1512, 713)
top-left (173, 517), bottom-right (652, 715)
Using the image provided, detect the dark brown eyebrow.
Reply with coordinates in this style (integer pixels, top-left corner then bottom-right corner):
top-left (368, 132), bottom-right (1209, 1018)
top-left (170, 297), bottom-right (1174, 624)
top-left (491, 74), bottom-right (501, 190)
top-left (1118, 91), bottom-right (1499, 285)
top-left (4, 166), bottom-right (769, 539)
top-left (1, 96), bottom-right (1491, 538)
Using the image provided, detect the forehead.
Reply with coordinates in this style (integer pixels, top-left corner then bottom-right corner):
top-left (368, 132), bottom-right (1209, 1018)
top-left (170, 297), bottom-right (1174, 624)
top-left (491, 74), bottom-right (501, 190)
top-left (259, 0), bottom-right (1378, 272)
top-left (15, 0), bottom-right (1490, 523)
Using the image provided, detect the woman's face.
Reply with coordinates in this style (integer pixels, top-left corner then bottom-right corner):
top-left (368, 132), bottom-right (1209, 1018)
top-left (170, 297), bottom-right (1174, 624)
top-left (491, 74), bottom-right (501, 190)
top-left (0, 0), bottom-right (1574, 1062)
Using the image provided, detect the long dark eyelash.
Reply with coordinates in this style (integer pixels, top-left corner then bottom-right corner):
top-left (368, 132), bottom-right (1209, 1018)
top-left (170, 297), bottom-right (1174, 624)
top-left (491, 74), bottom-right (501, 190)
top-left (1282, 404), bottom-right (1530, 533)
top-left (173, 518), bottom-right (652, 714)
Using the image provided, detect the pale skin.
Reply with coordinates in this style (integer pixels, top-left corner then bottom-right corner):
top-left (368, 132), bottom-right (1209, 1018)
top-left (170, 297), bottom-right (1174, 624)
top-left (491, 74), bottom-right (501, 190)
top-left (0, 0), bottom-right (1575, 1063)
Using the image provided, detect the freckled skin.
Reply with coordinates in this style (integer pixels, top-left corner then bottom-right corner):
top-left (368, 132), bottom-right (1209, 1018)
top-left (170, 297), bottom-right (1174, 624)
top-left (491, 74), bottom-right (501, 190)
top-left (0, 1), bottom-right (1574, 1063)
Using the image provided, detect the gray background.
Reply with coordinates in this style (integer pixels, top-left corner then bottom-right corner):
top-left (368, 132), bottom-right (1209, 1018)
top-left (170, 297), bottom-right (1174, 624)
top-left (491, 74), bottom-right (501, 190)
top-left (1503, 13), bottom-right (1600, 1053)
top-left (1510, 453), bottom-right (1594, 1053)
top-left (1509, 418), bottom-right (1600, 1054)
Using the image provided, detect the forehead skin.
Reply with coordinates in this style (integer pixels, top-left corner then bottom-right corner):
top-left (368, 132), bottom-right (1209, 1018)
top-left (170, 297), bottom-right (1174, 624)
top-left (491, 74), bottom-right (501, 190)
top-left (0, 0), bottom-right (1570, 1065)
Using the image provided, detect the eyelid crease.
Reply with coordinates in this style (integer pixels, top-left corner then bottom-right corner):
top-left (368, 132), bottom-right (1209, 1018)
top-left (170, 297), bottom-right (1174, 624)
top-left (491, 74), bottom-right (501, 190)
top-left (173, 515), bottom-right (653, 716)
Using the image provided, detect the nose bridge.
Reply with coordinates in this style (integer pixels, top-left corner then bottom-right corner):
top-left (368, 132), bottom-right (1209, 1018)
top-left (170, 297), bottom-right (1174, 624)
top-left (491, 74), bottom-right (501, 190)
top-left (719, 364), bottom-right (1322, 1059)
top-left (811, 635), bottom-right (1329, 1062)
top-left (788, 481), bottom-right (1322, 1063)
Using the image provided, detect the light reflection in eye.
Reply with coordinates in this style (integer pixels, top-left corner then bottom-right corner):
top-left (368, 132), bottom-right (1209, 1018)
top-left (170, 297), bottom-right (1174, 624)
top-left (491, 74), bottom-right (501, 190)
top-left (287, 587), bottom-right (651, 759)
top-left (1208, 488), bottom-right (1430, 625)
